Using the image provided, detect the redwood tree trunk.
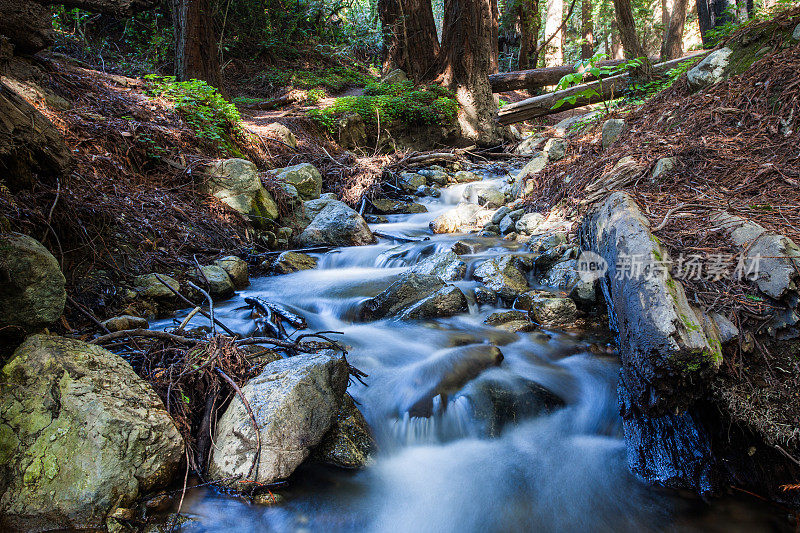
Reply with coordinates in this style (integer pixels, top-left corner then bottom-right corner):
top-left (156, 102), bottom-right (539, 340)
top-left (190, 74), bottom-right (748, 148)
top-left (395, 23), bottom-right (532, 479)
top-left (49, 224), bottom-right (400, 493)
top-left (543, 0), bottom-right (563, 66)
top-left (663, 0), bottom-right (689, 59)
top-left (581, 0), bottom-right (594, 59)
top-left (612, 0), bottom-right (647, 59)
top-left (377, 0), bottom-right (440, 82)
top-left (436, 0), bottom-right (501, 144)
top-left (172, 0), bottom-right (223, 89)
top-left (696, 0), bottom-right (735, 45)
top-left (517, 0), bottom-right (541, 69)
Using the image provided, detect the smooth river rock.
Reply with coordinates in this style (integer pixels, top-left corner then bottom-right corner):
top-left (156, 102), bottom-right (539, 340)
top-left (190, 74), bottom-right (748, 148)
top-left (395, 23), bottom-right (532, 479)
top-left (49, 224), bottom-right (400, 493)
top-left (297, 201), bottom-right (375, 247)
top-left (209, 352), bottom-right (349, 489)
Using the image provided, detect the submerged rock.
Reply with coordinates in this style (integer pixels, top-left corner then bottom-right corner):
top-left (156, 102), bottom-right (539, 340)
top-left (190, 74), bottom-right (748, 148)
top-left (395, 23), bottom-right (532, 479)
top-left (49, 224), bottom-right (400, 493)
top-left (0, 232), bottom-right (66, 333)
top-left (396, 344), bottom-right (504, 417)
top-left (209, 352), bottom-right (349, 489)
top-left (0, 335), bottom-right (184, 531)
top-left (312, 394), bottom-right (375, 469)
top-left (538, 258), bottom-right (597, 304)
top-left (297, 201), bottom-right (375, 247)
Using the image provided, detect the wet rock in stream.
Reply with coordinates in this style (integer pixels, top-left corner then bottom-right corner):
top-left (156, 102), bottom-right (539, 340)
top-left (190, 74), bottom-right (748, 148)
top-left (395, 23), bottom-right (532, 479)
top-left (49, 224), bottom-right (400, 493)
top-left (360, 273), bottom-right (468, 321)
top-left (209, 352), bottom-right (349, 489)
top-left (312, 394), bottom-right (376, 469)
top-left (472, 255), bottom-right (531, 302)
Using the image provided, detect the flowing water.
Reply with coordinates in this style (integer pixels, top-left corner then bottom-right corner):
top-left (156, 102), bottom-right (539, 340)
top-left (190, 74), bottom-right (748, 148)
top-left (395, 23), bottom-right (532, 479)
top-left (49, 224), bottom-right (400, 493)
top-left (161, 167), bottom-right (791, 532)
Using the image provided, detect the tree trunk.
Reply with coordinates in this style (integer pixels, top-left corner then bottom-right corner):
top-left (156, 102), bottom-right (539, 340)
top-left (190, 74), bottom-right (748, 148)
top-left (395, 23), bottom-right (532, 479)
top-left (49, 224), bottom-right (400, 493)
top-left (611, 23), bottom-right (624, 59)
top-left (517, 0), bottom-right (541, 69)
top-left (377, 0), bottom-right (440, 82)
top-left (581, 0), bottom-right (594, 59)
top-left (663, 0), bottom-right (689, 59)
top-left (613, 0), bottom-right (647, 59)
top-left (660, 0), bottom-right (671, 59)
top-left (696, 0), bottom-right (735, 46)
top-left (543, 0), bottom-right (563, 66)
top-left (34, 0), bottom-right (159, 16)
top-left (172, 0), bottom-right (223, 89)
top-left (435, 0), bottom-right (501, 144)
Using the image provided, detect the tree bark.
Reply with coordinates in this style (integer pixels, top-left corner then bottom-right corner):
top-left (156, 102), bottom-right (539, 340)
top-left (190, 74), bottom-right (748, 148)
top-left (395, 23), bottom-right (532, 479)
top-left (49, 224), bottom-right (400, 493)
top-left (0, 0), bottom-right (54, 54)
top-left (696, 0), bottom-right (735, 46)
top-left (489, 57), bottom-right (658, 91)
top-left (543, 0), bottom-right (564, 66)
top-left (581, 0), bottom-right (594, 59)
top-left (496, 53), bottom-right (705, 123)
top-left (611, 22), bottom-right (624, 59)
top-left (435, 0), bottom-right (501, 144)
top-left (172, 0), bottom-right (223, 89)
top-left (377, 0), bottom-right (440, 82)
top-left (517, 0), bottom-right (541, 69)
top-left (613, 0), bottom-right (647, 59)
top-left (662, 0), bottom-right (689, 59)
top-left (0, 81), bottom-right (74, 190)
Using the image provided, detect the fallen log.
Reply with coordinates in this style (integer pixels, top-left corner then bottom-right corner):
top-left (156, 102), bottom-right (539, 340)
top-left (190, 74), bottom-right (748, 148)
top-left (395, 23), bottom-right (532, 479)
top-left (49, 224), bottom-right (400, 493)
top-left (489, 58), bottom-right (653, 93)
top-left (496, 53), bottom-right (706, 125)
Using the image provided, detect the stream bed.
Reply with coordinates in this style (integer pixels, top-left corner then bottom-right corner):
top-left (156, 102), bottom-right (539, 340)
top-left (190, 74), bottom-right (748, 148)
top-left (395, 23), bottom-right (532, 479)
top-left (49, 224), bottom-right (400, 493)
top-left (160, 167), bottom-right (790, 532)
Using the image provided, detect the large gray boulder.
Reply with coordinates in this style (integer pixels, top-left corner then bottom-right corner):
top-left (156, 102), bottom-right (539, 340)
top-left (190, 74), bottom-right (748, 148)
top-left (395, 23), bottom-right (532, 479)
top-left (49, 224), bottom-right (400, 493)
top-left (511, 153), bottom-right (548, 198)
top-left (463, 182), bottom-right (506, 209)
top-left (472, 255), bottom-right (530, 302)
top-left (201, 158), bottom-right (278, 228)
top-left (190, 264), bottom-right (234, 298)
top-left (410, 250), bottom-right (467, 281)
top-left (209, 352), bottom-right (348, 489)
top-left (304, 197), bottom-right (337, 220)
top-left (687, 48), bottom-right (733, 91)
top-left (275, 163), bottom-right (323, 200)
top-left (297, 201), bottom-right (375, 247)
top-left (580, 191), bottom-right (721, 493)
top-left (0, 335), bottom-right (184, 531)
top-left (214, 256), bottom-right (249, 289)
top-left (360, 273), bottom-right (466, 320)
top-left (0, 233), bottom-right (66, 332)
top-left (263, 123), bottom-right (297, 149)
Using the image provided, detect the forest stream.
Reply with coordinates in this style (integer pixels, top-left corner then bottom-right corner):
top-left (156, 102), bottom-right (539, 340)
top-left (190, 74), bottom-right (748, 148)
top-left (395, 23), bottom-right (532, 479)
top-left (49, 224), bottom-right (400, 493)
top-left (156, 167), bottom-right (789, 533)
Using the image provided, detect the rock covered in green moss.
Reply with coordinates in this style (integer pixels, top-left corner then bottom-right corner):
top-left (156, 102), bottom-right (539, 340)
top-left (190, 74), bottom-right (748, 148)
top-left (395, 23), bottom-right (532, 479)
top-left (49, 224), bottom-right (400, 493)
top-left (215, 256), bottom-right (249, 289)
top-left (275, 163), bottom-right (323, 200)
top-left (134, 272), bottom-right (179, 299)
top-left (201, 158), bottom-right (278, 228)
top-left (0, 232), bottom-right (66, 332)
top-left (0, 335), bottom-right (184, 532)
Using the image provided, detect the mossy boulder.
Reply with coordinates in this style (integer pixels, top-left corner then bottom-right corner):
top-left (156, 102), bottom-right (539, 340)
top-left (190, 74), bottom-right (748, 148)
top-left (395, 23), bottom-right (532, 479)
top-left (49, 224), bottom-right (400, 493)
top-left (0, 335), bottom-right (184, 531)
top-left (275, 163), bottom-right (323, 201)
top-left (201, 158), bottom-right (278, 228)
top-left (0, 232), bottom-right (66, 333)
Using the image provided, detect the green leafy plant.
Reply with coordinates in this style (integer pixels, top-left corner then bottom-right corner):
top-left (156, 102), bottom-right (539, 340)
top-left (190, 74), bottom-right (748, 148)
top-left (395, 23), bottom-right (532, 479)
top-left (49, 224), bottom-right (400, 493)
top-left (308, 82), bottom-right (458, 135)
top-left (144, 75), bottom-right (242, 154)
top-left (552, 53), bottom-right (644, 113)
